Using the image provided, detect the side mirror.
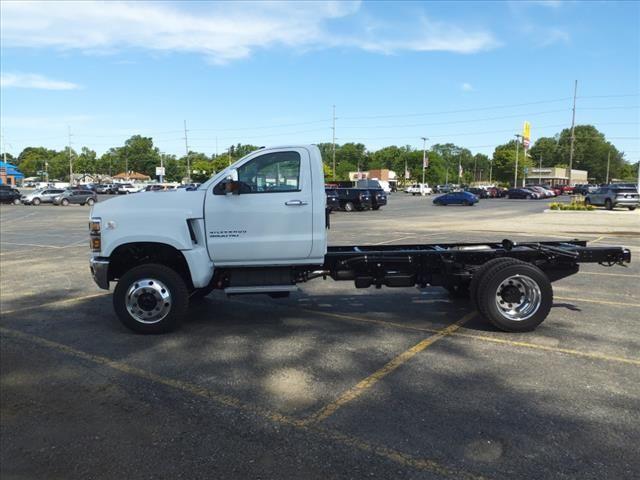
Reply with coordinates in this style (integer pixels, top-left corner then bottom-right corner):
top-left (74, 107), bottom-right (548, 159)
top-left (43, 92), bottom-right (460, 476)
top-left (225, 179), bottom-right (241, 195)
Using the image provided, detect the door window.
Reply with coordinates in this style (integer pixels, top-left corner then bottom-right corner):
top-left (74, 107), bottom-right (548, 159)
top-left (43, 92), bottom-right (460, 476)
top-left (236, 151), bottom-right (301, 193)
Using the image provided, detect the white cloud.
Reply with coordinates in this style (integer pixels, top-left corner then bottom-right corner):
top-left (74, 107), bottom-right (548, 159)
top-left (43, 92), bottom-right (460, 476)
top-left (0, 1), bottom-right (499, 63)
top-left (1, 73), bottom-right (80, 90)
top-left (461, 83), bottom-right (474, 92)
top-left (537, 28), bottom-right (570, 47)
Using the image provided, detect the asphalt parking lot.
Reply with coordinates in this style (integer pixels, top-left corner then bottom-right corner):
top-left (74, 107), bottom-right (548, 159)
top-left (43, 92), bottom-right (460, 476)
top-left (1, 194), bottom-right (639, 479)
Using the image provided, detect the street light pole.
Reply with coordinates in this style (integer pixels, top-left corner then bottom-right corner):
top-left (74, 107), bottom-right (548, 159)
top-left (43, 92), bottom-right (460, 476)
top-left (514, 134), bottom-right (523, 187)
top-left (421, 136), bottom-right (428, 195)
top-left (605, 151), bottom-right (611, 184)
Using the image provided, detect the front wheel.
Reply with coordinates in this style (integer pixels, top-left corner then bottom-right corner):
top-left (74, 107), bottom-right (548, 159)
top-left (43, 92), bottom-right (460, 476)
top-left (605, 199), bottom-right (613, 210)
top-left (12, 198), bottom-right (21, 205)
top-left (344, 202), bottom-right (355, 212)
top-left (372, 206), bottom-right (380, 210)
top-left (86, 198), bottom-right (95, 206)
top-left (629, 206), bottom-right (637, 211)
top-left (32, 198), bottom-right (41, 206)
top-left (476, 262), bottom-right (552, 332)
top-left (61, 198), bottom-right (69, 206)
top-left (113, 263), bottom-right (190, 334)
top-left (526, 195), bottom-right (532, 200)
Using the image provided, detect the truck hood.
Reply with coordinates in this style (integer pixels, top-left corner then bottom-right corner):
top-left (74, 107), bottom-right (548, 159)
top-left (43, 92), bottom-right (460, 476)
top-left (91, 189), bottom-right (205, 220)
top-left (90, 189), bottom-right (206, 256)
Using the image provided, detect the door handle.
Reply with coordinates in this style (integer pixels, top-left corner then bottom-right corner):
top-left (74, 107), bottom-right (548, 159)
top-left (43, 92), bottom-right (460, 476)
top-left (285, 200), bottom-right (308, 206)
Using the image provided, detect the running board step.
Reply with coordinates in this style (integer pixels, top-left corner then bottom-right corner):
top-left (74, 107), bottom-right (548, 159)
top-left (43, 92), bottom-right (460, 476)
top-left (224, 285), bottom-right (298, 295)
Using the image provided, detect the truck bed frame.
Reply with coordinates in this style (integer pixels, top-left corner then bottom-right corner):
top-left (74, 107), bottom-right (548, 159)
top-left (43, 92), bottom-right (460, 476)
top-left (319, 239), bottom-right (631, 288)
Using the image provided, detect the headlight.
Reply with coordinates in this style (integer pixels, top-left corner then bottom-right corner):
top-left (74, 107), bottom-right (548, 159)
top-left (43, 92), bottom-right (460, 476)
top-left (89, 217), bottom-right (102, 252)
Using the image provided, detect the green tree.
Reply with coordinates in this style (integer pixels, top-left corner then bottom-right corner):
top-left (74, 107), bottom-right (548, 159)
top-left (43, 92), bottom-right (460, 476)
top-left (492, 140), bottom-right (533, 186)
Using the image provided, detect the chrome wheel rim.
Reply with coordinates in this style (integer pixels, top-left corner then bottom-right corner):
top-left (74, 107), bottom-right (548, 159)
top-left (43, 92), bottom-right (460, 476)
top-left (125, 278), bottom-right (172, 324)
top-left (495, 274), bottom-right (541, 321)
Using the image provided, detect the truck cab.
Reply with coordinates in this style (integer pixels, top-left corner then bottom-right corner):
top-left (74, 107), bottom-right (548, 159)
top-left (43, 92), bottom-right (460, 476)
top-left (90, 145), bottom-right (327, 331)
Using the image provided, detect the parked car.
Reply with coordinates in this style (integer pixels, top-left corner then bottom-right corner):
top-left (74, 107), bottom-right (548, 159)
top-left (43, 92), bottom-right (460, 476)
top-left (506, 188), bottom-right (539, 199)
top-left (325, 189), bottom-right (340, 211)
top-left (561, 185), bottom-right (575, 194)
top-left (525, 185), bottom-right (555, 198)
top-left (334, 188), bottom-right (372, 212)
top-left (574, 184), bottom-right (598, 195)
top-left (21, 188), bottom-right (66, 205)
top-left (585, 185), bottom-right (639, 210)
top-left (116, 183), bottom-right (142, 194)
top-left (94, 184), bottom-right (113, 194)
top-left (467, 187), bottom-right (489, 199)
top-left (144, 184), bottom-right (167, 192)
top-left (539, 184), bottom-right (563, 196)
top-left (52, 189), bottom-right (98, 206)
top-left (486, 187), bottom-right (507, 198)
top-left (0, 185), bottom-right (22, 205)
top-left (433, 191), bottom-right (478, 206)
top-left (406, 183), bottom-right (433, 195)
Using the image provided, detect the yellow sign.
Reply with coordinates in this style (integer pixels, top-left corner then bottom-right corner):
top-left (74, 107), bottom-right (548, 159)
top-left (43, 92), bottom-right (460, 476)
top-left (523, 121), bottom-right (531, 147)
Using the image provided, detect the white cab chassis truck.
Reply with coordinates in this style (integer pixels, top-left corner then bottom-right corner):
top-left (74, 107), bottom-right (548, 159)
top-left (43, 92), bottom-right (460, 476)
top-left (89, 145), bottom-right (631, 334)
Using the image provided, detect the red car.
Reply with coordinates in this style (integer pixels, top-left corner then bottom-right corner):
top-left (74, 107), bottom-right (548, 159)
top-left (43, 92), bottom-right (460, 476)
top-left (562, 185), bottom-right (574, 194)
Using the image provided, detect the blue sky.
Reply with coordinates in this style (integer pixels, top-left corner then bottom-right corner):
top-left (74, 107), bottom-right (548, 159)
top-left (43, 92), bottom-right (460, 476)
top-left (1, 0), bottom-right (638, 161)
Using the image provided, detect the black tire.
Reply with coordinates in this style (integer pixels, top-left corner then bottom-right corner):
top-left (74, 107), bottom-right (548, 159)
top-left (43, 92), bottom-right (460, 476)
top-left (476, 262), bottom-right (552, 332)
top-left (629, 206), bottom-right (636, 211)
top-left (344, 202), bottom-right (355, 212)
top-left (32, 198), bottom-right (41, 206)
top-left (470, 257), bottom-right (524, 311)
top-left (526, 195), bottom-right (532, 200)
top-left (86, 198), bottom-right (95, 206)
top-left (372, 206), bottom-right (380, 210)
top-left (61, 198), bottom-right (69, 206)
top-left (605, 199), bottom-right (613, 210)
top-left (463, 200), bottom-right (470, 206)
top-left (113, 263), bottom-right (189, 334)
top-left (12, 198), bottom-right (21, 205)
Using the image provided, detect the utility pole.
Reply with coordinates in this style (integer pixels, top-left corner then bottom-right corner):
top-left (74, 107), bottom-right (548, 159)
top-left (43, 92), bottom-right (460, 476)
top-left (568, 80), bottom-right (578, 188)
top-left (421, 136), bottom-right (428, 195)
top-left (331, 105), bottom-right (336, 180)
top-left (124, 146), bottom-right (128, 181)
top-left (514, 134), bottom-right (523, 187)
top-left (605, 151), bottom-right (611, 184)
top-left (183, 120), bottom-right (191, 183)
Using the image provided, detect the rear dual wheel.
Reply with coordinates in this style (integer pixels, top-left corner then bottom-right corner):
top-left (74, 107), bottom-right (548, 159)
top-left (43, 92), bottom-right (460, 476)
top-left (472, 259), bottom-right (552, 332)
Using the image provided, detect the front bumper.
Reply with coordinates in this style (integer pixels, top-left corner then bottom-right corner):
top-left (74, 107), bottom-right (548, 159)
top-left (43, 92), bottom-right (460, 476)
top-left (90, 257), bottom-right (110, 290)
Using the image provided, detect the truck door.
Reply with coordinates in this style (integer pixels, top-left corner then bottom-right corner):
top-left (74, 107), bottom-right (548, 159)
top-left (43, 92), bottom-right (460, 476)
top-left (204, 148), bottom-right (314, 265)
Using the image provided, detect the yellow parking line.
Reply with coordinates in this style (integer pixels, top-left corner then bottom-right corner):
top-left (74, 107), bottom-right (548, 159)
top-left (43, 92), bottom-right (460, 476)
top-left (0, 292), bottom-right (110, 316)
top-left (579, 271), bottom-right (640, 278)
top-left (274, 305), bottom-right (639, 366)
top-left (0, 326), bottom-right (485, 480)
top-left (449, 332), bottom-right (640, 366)
top-left (302, 311), bottom-right (475, 425)
top-left (555, 296), bottom-right (640, 308)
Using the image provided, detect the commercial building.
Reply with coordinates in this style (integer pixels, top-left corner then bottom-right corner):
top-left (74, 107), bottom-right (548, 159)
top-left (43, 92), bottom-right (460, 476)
top-left (527, 167), bottom-right (588, 187)
top-left (0, 161), bottom-right (24, 186)
top-left (348, 169), bottom-right (398, 188)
